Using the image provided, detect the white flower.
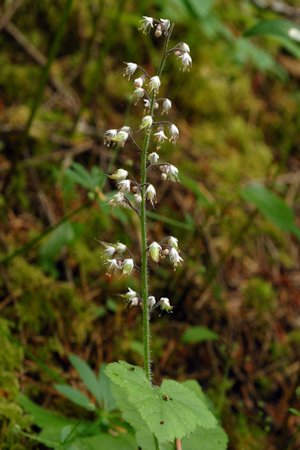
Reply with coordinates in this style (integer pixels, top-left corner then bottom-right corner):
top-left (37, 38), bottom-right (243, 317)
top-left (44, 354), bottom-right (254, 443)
top-left (117, 179), bottom-right (131, 193)
top-left (134, 77), bottom-right (144, 88)
top-left (148, 296), bottom-right (156, 309)
top-left (122, 258), bottom-right (134, 275)
top-left (169, 236), bottom-right (178, 249)
top-left (104, 245), bottom-right (116, 257)
top-left (146, 184), bottom-right (156, 206)
top-left (115, 242), bottom-right (127, 253)
top-left (288, 27), bottom-right (300, 42)
top-left (112, 130), bottom-right (129, 147)
top-left (134, 193), bottom-right (142, 204)
top-left (143, 99), bottom-right (151, 110)
top-left (148, 152), bottom-right (159, 164)
top-left (149, 76), bottom-right (161, 93)
top-left (134, 87), bottom-right (145, 99)
top-left (109, 192), bottom-right (125, 207)
top-left (130, 297), bottom-right (140, 306)
top-left (169, 124), bottom-right (179, 143)
top-left (154, 129), bottom-right (168, 143)
top-left (180, 52), bottom-right (192, 72)
top-left (106, 258), bottom-right (120, 272)
top-left (162, 98), bottom-right (172, 115)
top-left (160, 18), bottom-right (170, 34)
top-left (166, 164), bottom-right (179, 181)
top-left (179, 42), bottom-right (190, 53)
top-left (123, 62), bottom-right (138, 79)
top-left (122, 287), bottom-right (137, 300)
top-left (109, 168), bottom-right (128, 181)
top-left (120, 125), bottom-right (131, 134)
top-left (104, 129), bottom-right (117, 146)
top-left (169, 247), bottom-right (183, 268)
top-left (159, 297), bottom-right (173, 312)
top-left (140, 115), bottom-right (153, 129)
top-left (139, 16), bottom-right (154, 34)
top-left (149, 241), bottom-right (162, 263)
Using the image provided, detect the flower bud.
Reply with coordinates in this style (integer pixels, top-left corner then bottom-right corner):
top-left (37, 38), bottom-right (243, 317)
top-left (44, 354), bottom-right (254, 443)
top-left (155, 24), bottom-right (162, 38)
top-left (169, 236), bottom-right (178, 249)
top-left (166, 164), bottom-right (179, 181)
top-left (169, 124), bottom-right (179, 143)
top-left (160, 19), bottom-right (171, 34)
top-left (117, 179), bottom-right (131, 193)
top-left (159, 297), bottom-right (173, 312)
top-left (148, 152), bottom-right (159, 164)
top-left (140, 115), bottom-right (153, 129)
top-left (109, 168), bottom-right (128, 181)
top-left (162, 248), bottom-right (170, 256)
top-left (146, 184), bottom-right (156, 206)
top-left (148, 296), bottom-right (156, 309)
top-left (180, 52), bottom-right (192, 72)
top-left (134, 87), bottom-right (145, 100)
top-left (161, 173), bottom-right (167, 181)
top-left (162, 98), bottom-right (172, 115)
top-left (112, 130), bottom-right (129, 147)
top-left (109, 192), bottom-right (125, 207)
top-left (130, 297), bottom-right (140, 306)
top-left (179, 42), bottom-right (190, 53)
top-left (134, 77), bottom-right (144, 88)
top-left (122, 258), bottom-right (134, 275)
top-left (149, 241), bottom-right (162, 263)
top-left (104, 129), bottom-right (117, 146)
top-left (149, 76), bottom-right (161, 93)
top-left (121, 287), bottom-right (138, 301)
top-left (104, 245), bottom-right (116, 257)
top-left (169, 247), bottom-right (183, 268)
top-left (115, 242), bottom-right (127, 253)
top-left (134, 193), bottom-right (142, 204)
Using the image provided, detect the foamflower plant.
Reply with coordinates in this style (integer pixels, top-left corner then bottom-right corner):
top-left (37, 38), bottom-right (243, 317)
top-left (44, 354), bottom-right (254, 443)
top-left (102, 17), bottom-right (227, 450)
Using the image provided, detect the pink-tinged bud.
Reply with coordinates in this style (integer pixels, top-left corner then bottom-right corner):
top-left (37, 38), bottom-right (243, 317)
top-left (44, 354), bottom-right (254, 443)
top-left (155, 24), bottom-right (162, 38)
top-left (149, 241), bottom-right (162, 263)
top-left (122, 258), bottom-right (134, 275)
top-left (134, 193), bottom-right (142, 204)
top-left (123, 62), bottom-right (138, 79)
top-left (134, 77), bottom-right (144, 88)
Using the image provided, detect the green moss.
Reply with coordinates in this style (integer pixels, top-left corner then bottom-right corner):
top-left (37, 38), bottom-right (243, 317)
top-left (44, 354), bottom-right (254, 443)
top-left (243, 277), bottom-right (276, 313)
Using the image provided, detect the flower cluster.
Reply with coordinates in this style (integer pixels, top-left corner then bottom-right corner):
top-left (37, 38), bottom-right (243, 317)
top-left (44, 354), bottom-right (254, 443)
top-left (102, 16), bottom-right (191, 315)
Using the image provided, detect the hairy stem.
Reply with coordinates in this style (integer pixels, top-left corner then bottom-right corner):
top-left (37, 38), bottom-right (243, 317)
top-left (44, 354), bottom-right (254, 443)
top-left (140, 26), bottom-right (173, 383)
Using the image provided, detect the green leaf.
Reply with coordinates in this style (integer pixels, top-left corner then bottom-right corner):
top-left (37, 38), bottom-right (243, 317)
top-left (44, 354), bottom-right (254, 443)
top-left (181, 0), bottom-right (214, 18)
top-left (241, 184), bottom-right (300, 240)
top-left (54, 384), bottom-right (95, 411)
top-left (182, 326), bottom-right (219, 344)
top-left (65, 162), bottom-right (104, 190)
top-left (98, 364), bottom-right (117, 412)
top-left (69, 354), bottom-right (102, 405)
top-left (39, 221), bottom-right (75, 263)
top-left (106, 361), bottom-right (217, 444)
top-left (182, 426), bottom-right (228, 450)
top-left (289, 407), bottom-right (300, 417)
top-left (245, 20), bottom-right (300, 59)
top-left (18, 395), bottom-right (79, 443)
top-left (65, 433), bottom-right (137, 450)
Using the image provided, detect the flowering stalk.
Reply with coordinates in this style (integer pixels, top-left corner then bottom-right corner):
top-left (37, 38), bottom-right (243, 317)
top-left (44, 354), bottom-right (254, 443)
top-left (140, 27), bottom-right (173, 382)
top-left (103, 17), bottom-right (191, 386)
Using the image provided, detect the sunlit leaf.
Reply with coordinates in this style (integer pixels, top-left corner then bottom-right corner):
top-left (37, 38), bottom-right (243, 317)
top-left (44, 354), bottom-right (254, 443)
top-left (69, 354), bottom-right (102, 405)
top-left (182, 326), bottom-right (219, 344)
top-left (241, 184), bottom-right (300, 240)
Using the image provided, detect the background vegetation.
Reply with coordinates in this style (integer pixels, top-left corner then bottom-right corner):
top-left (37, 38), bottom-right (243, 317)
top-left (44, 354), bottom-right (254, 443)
top-left (0, 0), bottom-right (300, 448)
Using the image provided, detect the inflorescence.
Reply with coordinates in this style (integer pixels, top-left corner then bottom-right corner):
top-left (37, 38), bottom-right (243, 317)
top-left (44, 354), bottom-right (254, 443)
top-left (102, 16), bottom-right (191, 315)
